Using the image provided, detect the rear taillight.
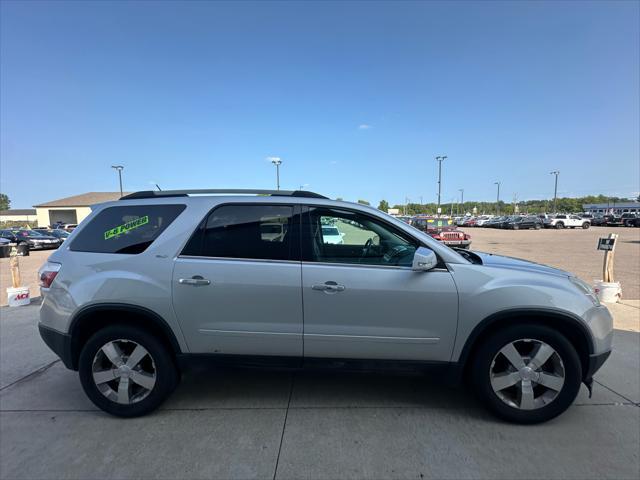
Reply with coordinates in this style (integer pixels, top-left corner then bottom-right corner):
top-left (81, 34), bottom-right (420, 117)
top-left (39, 262), bottom-right (61, 288)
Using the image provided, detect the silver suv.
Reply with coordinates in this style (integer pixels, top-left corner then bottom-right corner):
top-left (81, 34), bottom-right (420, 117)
top-left (38, 189), bottom-right (613, 423)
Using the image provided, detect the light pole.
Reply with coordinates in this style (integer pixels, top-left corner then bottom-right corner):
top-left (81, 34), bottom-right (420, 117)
top-left (494, 181), bottom-right (501, 215)
top-left (111, 165), bottom-right (124, 197)
top-left (435, 155), bottom-right (446, 215)
top-left (458, 188), bottom-right (464, 215)
top-left (550, 171), bottom-right (559, 213)
top-left (269, 157), bottom-right (282, 190)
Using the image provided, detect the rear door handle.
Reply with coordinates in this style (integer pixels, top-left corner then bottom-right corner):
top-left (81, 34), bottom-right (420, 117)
top-left (179, 276), bottom-right (211, 286)
top-left (312, 282), bottom-right (346, 293)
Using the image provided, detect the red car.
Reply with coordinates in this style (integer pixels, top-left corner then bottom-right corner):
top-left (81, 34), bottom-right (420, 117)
top-left (410, 217), bottom-right (472, 249)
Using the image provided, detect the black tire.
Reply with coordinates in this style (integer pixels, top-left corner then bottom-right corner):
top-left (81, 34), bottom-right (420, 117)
top-left (470, 323), bottom-right (582, 424)
top-left (534, 223), bottom-right (542, 230)
top-left (78, 324), bottom-right (179, 417)
top-left (582, 222), bottom-right (590, 229)
top-left (512, 224), bottom-right (519, 230)
top-left (555, 222), bottom-right (564, 229)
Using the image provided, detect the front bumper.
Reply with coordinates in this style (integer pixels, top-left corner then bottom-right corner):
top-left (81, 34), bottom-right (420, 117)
top-left (442, 239), bottom-right (471, 248)
top-left (39, 324), bottom-right (75, 370)
top-left (585, 350), bottom-right (611, 381)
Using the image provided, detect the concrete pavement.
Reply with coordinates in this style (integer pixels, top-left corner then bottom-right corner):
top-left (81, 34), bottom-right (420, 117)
top-left (1, 302), bottom-right (638, 479)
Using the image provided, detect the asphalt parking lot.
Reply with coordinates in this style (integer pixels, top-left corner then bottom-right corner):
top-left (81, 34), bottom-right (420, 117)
top-left (1, 227), bottom-right (639, 479)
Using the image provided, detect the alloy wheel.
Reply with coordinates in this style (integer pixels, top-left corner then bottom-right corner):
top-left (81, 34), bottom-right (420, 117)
top-left (92, 339), bottom-right (156, 404)
top-left (489, 339), bottom-right (565, 410)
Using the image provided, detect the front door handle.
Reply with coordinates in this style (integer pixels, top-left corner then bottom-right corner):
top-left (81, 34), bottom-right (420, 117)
top-left (312, 281), bottom-right (346, 293)
top-left (179, 275), bottom-right (211, 286)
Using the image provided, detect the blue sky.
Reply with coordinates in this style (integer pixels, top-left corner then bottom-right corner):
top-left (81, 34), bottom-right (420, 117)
top-left (1, 0), bottom-right (638, 208)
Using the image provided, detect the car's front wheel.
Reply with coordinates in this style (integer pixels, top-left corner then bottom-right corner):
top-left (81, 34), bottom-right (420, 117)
top-left (78, 325), bottom-right (179, 417)
top-left (471, 324), bottom-right (582, 424)
top-left (582, 222), bottom-right (590, 229)
top-left (555, 222), bottom-right (564, 229)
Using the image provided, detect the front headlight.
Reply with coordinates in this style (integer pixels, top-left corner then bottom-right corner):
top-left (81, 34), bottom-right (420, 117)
top-left (570, 276), bottom-right (600, 306)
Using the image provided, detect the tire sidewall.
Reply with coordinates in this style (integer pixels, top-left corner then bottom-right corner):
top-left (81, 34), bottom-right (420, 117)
top-left (79, 325), bottom-right (178, 417)
top-left (471, 324), bottom-right (582, 424)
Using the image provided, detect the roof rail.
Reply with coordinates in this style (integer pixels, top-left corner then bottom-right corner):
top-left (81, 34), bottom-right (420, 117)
top-left (120, 189), bottom-right (328, 200)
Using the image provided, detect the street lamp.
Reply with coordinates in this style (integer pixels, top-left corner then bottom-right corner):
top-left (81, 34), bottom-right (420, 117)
top-left (435, 155), bottom-right (447, 215)
top-left (494, 181), bottom-right (501, 215)
top-left (550, 171), bottom-right (560, 213)
top-left (111, 165), bottom-right (124, 197)
top-left (268, 157), bottom-right (282, 190)
top-left (458, 188), bottom-right (464, 215)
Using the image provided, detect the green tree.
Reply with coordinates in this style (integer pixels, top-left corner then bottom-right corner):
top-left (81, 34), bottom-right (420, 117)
top-left (378, 199), bottom-right (390, 211)
top-left (357, 199), bottom-right (370, 205)
top-left (0, 193), bottom-right (9, 211)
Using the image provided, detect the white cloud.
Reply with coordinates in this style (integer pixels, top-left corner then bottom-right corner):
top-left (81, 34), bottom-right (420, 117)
top-left (358, 124), bottom-right (372, 130)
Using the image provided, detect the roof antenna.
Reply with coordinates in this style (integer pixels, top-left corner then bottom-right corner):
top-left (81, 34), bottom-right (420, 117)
top-left (155, 184), bottom-right (162, 191)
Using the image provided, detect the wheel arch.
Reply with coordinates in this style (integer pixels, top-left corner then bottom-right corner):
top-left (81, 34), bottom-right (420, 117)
top-left (68, 303), bottom-right (182, 370)
top-left (458, 308), bottom-right (594, 381)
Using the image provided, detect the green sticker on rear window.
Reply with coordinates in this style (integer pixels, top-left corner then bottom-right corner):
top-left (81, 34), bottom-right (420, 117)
top-left (104, 216), bottom-right (149, 240)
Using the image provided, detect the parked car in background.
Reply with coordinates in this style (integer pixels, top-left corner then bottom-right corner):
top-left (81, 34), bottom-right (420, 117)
top-left (321, 225), bottom-right (345, 244)
top-left (504, 216), bottom-right (543, 230)
top-left (475, 215), bottom-right (495, 226)
top-left (589, 214), bottom-right (607, 227)
top-left (58, 223), bottom-right (78, 232)
top-left (411, 217), bottom-right (471, 249)
top-left (601, 214), bottom-right (619, 226)
top-left (0, 229), bottom-right (62, 249)
top-left (0, 237), bottom-right (10, 258)
top-left (545, 214), bottom-right (590, 229)
top-left (34, 228), bottom-right (71, 241)
top-left (621, 213), bottom-right (638, 227)
top-left (462, 217), bottom-right (477, 227)
top-left (483, 216), bottom-right (508, 228)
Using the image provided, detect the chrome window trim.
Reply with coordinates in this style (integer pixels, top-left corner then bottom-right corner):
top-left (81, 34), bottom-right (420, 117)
top-left (177, 255), bottom-right (300, 265)
top-left (301, 261), bottom-right (449, 272)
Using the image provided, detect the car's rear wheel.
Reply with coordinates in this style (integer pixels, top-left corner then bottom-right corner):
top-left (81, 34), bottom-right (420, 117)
top-left (555, 222), bottom-right (564, 229)
top-left (582, 222), bottom-right (590, 229)
top-left (471, 324), bottom-right (582, 424)
top-left (79, 325), bottom-right (179, 417)
top-left (534, 223), bottom-right (542, 230)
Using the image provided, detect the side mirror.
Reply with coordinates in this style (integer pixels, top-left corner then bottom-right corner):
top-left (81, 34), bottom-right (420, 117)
top-left (412, 247), bottom-right (438, 271)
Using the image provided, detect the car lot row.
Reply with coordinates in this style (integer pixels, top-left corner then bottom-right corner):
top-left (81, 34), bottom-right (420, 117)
top-left (0, 227), bottom-right (75, 256)
top-left (451, 213), bottom-right (640, 229)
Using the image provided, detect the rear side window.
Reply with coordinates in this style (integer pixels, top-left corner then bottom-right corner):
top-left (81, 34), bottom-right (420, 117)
top-left (70, 204), bottom-right (185, 254)
top-left (182, 204), bottom-right (297, 261)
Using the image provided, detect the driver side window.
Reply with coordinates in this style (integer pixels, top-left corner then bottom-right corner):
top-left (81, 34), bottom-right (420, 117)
top-left (304, 207), bottom-right (417, 267)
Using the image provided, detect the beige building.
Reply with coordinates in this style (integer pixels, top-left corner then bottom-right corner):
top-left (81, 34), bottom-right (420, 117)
top-left (34, 192), bottom-right (126, 227)
top-left (0, 209), bottom-right (37, 223)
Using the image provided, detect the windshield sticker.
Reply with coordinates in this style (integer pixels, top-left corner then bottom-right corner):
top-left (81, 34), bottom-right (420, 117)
top-left (104, 216), bottom-right (149, 240)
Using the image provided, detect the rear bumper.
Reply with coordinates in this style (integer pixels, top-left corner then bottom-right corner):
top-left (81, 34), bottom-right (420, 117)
top-left (38, 324), bottom-right (75, 370)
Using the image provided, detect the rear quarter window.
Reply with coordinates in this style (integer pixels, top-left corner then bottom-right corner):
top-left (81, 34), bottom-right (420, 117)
top-left (70, 204), bottom-right (186, 254)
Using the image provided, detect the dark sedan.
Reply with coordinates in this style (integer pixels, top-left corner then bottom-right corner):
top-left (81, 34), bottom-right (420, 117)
top-left (0, 229), bottom-right (62, 250)
top-left (504, 216), bottom-right (543, 230)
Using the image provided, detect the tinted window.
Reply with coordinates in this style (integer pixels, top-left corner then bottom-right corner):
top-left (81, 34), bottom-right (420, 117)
top-left (182, 205), bottom-right (296, 260)
top-left (70, 204), bottom-right (185, 254)
top-left (304, 207), bottom-right (417, 267)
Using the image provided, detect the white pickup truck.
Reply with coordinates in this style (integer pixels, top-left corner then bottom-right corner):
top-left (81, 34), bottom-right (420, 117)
top-left (545, 214), bottom-right (591, 229)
